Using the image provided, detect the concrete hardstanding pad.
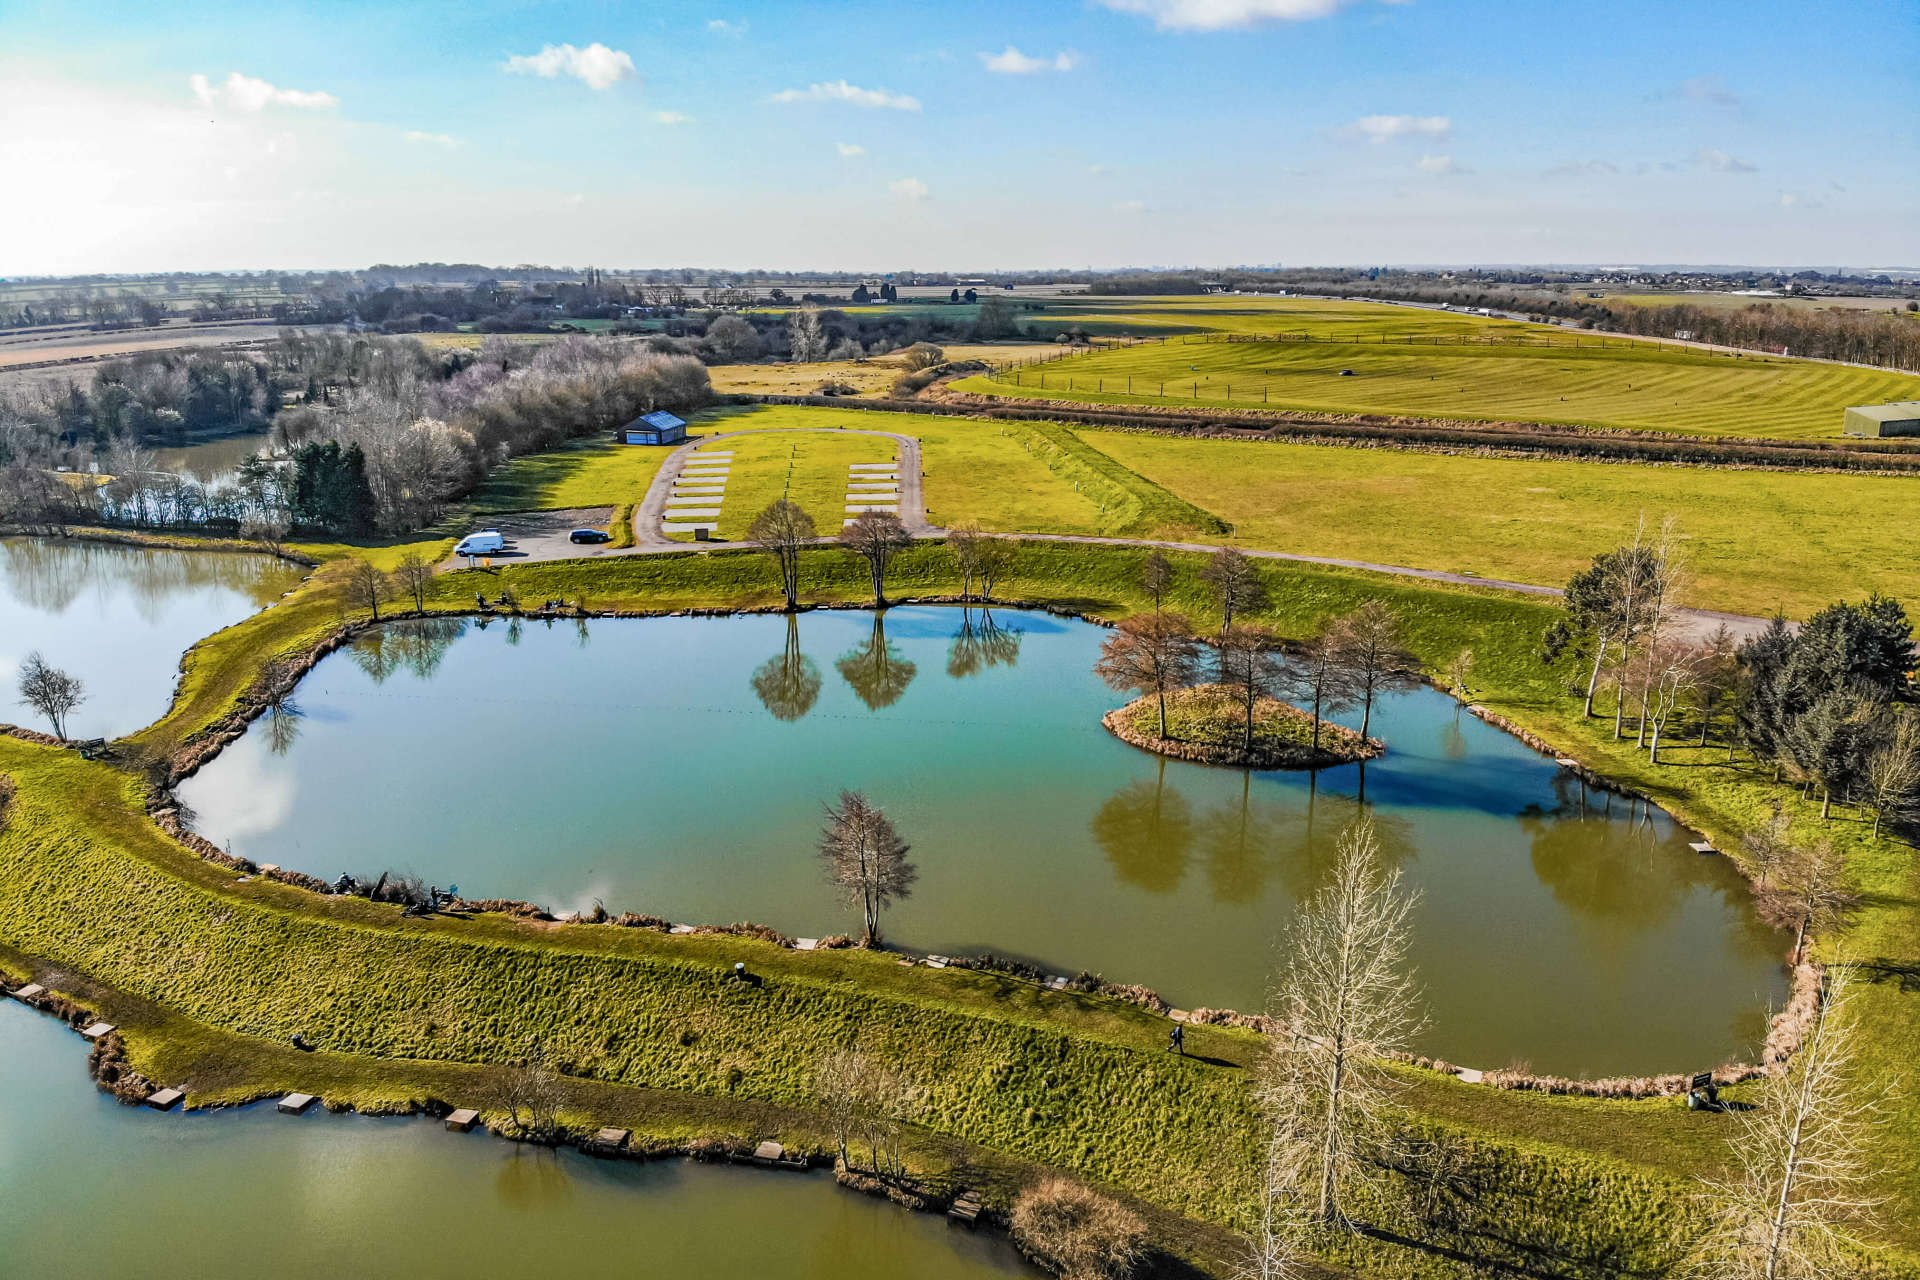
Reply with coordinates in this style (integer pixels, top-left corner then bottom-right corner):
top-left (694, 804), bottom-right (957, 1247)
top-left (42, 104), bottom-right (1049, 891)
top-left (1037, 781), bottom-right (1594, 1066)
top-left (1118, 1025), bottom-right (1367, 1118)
top-left (146, 1088), bottom-right (184, 1111)
top-left (80, 1022), bottom-right (115, 1040)
top-left (847, 481), bottom-right (898, 488)
top-left (664, 507), bottom-right (722, 518)
top-left (278, 1093), bottom-right (317, 1114)
top-left (848, 463), bottom-right (896, 471)
top-left (693, 452), bottom-right (733, 459)
top-left (445, 1108), bottom-right (481, 1132)
top-left (662, 523), bottom-right (719, 535)
top-left (846, 505), bottom-right (899, 514)
top-left (666, 496), bottom-right (724, 506)
top-left (10, 983), bottom-right (45, 1001)
top-left (671, 488), bottom-right (725, 496)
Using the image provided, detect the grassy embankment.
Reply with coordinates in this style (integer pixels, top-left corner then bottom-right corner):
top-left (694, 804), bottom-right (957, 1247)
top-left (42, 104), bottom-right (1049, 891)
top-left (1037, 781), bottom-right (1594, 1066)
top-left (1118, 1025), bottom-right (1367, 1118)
top-left (1070, 427), bottom-right (1920, 618)
top-left (950, 333), bottom-right (1920, 438)
top-left (27, 531), bottom-right (1909, 1273)
top-left (15, 539), bottom-right (1905, 1280)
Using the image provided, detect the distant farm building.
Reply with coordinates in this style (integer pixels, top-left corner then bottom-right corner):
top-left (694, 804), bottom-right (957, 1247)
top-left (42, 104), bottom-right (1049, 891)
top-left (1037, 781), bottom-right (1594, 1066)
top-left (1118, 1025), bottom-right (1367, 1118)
top-left (616, 410), bottom-right (688, 445)
top-left (1842, 401), bottom-right (1920, 437)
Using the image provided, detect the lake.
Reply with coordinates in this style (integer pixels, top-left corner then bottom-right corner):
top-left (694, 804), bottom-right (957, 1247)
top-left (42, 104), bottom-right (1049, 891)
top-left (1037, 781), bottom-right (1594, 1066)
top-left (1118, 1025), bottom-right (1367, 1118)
top-left (178, 606), bottom-right (1789, 1077)
top-left (0, 537), bottom-right (305, 739)
top-left (0, 1001), bottom-right (1035, 1280)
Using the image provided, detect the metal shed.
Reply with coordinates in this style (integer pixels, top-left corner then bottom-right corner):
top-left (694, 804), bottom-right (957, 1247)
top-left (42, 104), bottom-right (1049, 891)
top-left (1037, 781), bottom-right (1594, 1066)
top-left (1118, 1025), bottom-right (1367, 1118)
top-left (1842, 401), bottom-right (1920, 437)
top-left (616, 410), bottom-right (688, 446)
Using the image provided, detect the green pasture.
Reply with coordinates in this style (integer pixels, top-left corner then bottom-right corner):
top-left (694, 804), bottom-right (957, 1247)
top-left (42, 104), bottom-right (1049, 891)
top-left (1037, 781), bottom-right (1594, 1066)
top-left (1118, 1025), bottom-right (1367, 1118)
top-left (1076, 429), bottom-right (1920, 617)
top-left (467, 436), bottom-right (671, 513)
top-left (953, 331), bottom-right (1920, 437)
top-left (666, 429), bottom-right (895, 542)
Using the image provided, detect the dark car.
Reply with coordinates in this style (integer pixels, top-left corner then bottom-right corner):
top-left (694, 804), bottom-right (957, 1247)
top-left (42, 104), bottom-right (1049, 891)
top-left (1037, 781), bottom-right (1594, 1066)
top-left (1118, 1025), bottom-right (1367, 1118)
top-left (569, 528), bottom-right (612, 545)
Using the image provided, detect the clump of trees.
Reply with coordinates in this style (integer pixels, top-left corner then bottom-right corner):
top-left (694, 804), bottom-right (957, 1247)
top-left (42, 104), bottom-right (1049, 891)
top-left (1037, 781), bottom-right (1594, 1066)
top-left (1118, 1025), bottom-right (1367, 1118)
top-left (813, 1046), bottom-right (918, 1182)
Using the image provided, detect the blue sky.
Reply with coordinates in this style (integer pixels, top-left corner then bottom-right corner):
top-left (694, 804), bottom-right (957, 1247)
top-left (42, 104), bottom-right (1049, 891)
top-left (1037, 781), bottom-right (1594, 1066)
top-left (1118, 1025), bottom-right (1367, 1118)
top-left (1, 0), bottom-right (1914, 272)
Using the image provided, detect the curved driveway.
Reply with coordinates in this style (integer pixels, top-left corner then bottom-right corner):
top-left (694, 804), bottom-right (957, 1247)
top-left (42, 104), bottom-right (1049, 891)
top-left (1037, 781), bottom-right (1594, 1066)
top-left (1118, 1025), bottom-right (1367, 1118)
top-left (487, 426), bottom-right (1774, 643)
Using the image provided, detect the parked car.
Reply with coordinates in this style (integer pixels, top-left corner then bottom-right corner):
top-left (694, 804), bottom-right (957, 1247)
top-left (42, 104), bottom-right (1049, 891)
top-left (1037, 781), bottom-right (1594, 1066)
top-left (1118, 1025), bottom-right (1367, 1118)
top-left (569, 528), bottom-right (612, 545)
top-left (454, 530), bottom-right (506, 556)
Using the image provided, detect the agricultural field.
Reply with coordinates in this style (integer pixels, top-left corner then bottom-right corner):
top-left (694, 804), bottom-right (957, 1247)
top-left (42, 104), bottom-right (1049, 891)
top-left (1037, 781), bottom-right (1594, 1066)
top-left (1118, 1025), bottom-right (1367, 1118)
top-left (1073, 429), bottom-right (1920, 617)
top-left (706, 343), bottom-right (1041, 397)
top-left (950, 327), bottom-right (1920, 437)
top-left (1601, 291), bottom-right (1920, 315)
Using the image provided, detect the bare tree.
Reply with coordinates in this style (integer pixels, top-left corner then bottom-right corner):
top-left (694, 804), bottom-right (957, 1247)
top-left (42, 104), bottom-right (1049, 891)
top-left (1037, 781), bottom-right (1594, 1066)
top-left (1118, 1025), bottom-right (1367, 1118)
top-left (1753, 833), bottom-right (1858, 966)
top-left (1685, 967), bottom-right (1885, 1280)
top-left (1640, 638), bottom-right (1704, 764)
top-left (1218, 623), bottom-right (1285, 752)
top-left (502, 1037), bottom-right (566, 1142)
top-left (239, 513), bottom-right (290, 557)
top-left (819, 790), bottom-right (916, 945)
top-left (975, 534), bottom-right (1012, 600)
top-left (1283, 624), bottom-right (1360, 754)
top-left (839, 510), bottom-right (913, 607)
top-left (1009, 1178), bottom-right (1149, 1280)
top-left (1239, 1124), bottom-right (1317, 1280)
top-left (1860, 710), bottom-right (1920, 839)
top-left (813, 1045), bottom-right (867, 1167)
top-left (1094, 612), bottom-right (1202, 739)
top-left (788, 308), bottom-right (828, 363)
top-left (1445, 648), bottom-right (1474, 699)
top-left (1200, 546), bottom-right (1268, 636)
top-left (947, 520), bottom-right (986, 601)
top-left (1141, 550), bottom-right (1174, 614)
top-left (748, 498), bottom-right (817, 611)
top-left (346, 559), bottom-right (391, 621)
top-left (394, 550), bottom-right (434, 613)
top-left (16, 652), bottom-right (85, 740)
top-left (1632, 516), bottom-right (1690, 747)
top-left (1326, 601), bottom-right (1420, 741)
top-left (1260, 819), bottom-right (1423, 1228)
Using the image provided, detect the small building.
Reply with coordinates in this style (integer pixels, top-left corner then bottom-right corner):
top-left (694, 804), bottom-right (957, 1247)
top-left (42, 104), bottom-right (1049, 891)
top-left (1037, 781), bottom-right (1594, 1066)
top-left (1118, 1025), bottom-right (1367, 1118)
top-left (1843, 401), bottom-right (1920, 437)
top-left (616, 410), bottom-right (687, 446)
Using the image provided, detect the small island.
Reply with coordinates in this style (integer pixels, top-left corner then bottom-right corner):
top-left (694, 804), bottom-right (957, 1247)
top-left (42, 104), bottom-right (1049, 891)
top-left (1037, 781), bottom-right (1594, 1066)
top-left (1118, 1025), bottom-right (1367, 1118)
top-left (1102, 684), bottom-right (1382, 770)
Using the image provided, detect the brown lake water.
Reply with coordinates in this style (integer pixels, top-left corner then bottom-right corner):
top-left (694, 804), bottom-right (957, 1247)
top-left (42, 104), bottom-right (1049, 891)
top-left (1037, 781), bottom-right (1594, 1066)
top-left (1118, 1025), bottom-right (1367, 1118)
top-left (177, 607), bottom-right (1791, 1077)
top-left (0, 1001), bottom-right (1035, 1280)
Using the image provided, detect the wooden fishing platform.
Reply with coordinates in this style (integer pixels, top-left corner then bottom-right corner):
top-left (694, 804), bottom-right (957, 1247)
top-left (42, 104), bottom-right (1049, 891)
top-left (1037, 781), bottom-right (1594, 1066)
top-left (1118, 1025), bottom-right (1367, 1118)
top-left (277, 1093), bottom-right (317, 1115)
top-left (948, 1190), bottom-right (984, 1225)
top-left (146, 1088), bottom-right (184, 1111)
top-left (445, 1108), bottom-right (480, 1132)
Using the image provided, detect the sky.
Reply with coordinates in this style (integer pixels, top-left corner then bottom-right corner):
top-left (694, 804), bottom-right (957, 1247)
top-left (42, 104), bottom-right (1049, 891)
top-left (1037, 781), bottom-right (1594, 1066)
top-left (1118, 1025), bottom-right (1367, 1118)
top-left (0, 0), bottom-right (1915, 274)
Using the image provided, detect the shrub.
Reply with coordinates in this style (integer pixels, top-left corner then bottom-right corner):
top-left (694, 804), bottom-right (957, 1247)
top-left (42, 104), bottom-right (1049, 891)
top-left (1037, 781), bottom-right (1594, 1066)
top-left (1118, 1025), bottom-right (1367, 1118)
top-left (1009, 1177), bottom-right (1148, 1280)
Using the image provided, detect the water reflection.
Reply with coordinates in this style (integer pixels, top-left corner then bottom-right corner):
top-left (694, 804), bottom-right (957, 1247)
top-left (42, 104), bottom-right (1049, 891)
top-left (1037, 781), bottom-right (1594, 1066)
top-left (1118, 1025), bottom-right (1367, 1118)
top-left (752, 615), bottom-right (823, 722)
top-left (350, 618), bottom-right (469, 684)
top-left (946, 607), bottom-right (1023, 679)
top-left (0, 536), bottom-right (294, 617)
top-left (1090, 760), bottom-right (1193, 894)
top-left (1521, 775), bottom-right (1721, 930)
top-left (263, 698), bottom-right (304, 756)
top-left (836, 613), bottom-right (917, 711)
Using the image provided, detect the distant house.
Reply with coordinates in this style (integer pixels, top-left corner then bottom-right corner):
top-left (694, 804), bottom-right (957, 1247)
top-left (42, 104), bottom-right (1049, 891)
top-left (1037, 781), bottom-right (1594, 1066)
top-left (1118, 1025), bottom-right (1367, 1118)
top-left (616, 410), bottom-right (688, 446)
top-left (1843, 400), bottom-right (1920, 438)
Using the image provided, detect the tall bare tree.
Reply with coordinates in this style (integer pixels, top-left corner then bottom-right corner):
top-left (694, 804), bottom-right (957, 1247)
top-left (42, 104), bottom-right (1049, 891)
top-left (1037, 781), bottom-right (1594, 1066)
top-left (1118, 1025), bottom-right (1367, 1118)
top-left (1141, 550), bottom-right (1174, 614)
top-left (788, 307), bottom-right (828, 363)
top-left (1260, 818), bottom-right (1423, 1228)
top-left (1284, 624), bottom-right (1361, 754)
top-left (1632, 516), bottom-right (1690, 747)
top-left (840, 510), bottom-right (912, 607)
top-left (16, 651), bottom-right (85, 740)
top-left (1640, 638), bottom-right (1704, 764)
top-left (1218, 623), bottom-right (1285, 752)
top-left (748, 497), bottom-right (817, 611)
top-left (1685, 967), bottom-right (1885, 1280)
top-left (819, 790), bottom-right (916, 945)
top-left (1094, 612), bottom-right (1202, 738)
top-left (812, 1044), bottom-right (916, 1178)
top-left (1860, 710), bottom-right (1920, 839)
top-left (394, 550), bottom-right (434, 613)
top-left (1327, 601), bottom-right (1420, 741)
top-left (947, 520), bottom-right (986, 600)
top-left (1200, 546), bottom-right (1268, 636)
top-left (346, 558), bottom-right (391, 621)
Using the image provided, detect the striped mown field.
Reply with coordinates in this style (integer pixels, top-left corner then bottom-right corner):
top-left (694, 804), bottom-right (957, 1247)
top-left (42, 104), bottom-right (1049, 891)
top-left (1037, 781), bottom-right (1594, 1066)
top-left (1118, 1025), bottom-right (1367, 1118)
top-left (954, 332), bottom-right (1920, 437)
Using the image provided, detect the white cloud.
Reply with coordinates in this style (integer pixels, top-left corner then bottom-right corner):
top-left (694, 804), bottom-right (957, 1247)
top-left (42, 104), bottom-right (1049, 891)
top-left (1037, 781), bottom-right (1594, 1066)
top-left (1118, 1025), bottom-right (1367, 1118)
top-left (980, 46), bottom-right (1080, 74)
top-left (1097, 0), bottom-right (1361, 31)
top-left (404, 130), bottom-right (458, 147)
top-left (1088, 163), bottom-right (1112, 175)
top-left (836, 142), bottom-right (866, 157)
top-left (1342, 113), bottom-right (1452, 144)
top-left (1693, 147), bottom-right (1756, 173)
top-left (1680, 74), bottom-right (1742, 109)
top-left (707, 18), bottom-right (746, 36)
top-left (1115, 198), bottom-right (1149, 213)
top-left (502, 43), bottom-right (636, 91)
top-left (771, 80), bottom-right (921, 111)
top-left (653, 110), bottom-right (694, 125)
top-left (889, 176), bottom-right (930, 201)
top-left (1544, 158), bottom-right (1619, 178)
top-left (1778, 191), bottom-right (1823, 209)
top-left (190, 72), bottom-right (337, 112)
top-left (1416, 154), bottom-right (1469, 175)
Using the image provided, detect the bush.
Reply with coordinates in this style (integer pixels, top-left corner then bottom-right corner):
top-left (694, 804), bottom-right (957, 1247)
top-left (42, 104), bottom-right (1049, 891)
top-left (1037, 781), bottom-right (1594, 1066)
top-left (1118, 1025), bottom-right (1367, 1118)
top-left (1009, 1178), bottom-right (1148, 1280)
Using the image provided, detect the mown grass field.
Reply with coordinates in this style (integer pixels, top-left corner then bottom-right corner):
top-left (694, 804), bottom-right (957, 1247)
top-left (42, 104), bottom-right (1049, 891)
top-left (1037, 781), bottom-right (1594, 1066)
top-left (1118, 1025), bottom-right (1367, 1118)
top-left (952, 331), bottom-right (1920, 437)
top-left (665, 429), bottom-right (896, 541)
top-left (707, 343), bottom-right (1039, 397)
top-left (1075, 428), bottom-right (1920, 617)
top-left (466, 435), bottom-right (672, 513)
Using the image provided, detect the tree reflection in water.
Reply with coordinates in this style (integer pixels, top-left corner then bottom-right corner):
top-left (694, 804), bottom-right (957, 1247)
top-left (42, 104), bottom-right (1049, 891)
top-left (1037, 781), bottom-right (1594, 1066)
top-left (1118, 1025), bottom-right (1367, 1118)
top-left (348, 618), bottom-right (469, 684)
top-left (836, 613), bottom-right (917, 711)
top-left (263, 698), bottom-right (304, 756)
top-left (946, 607), bottom-right (1023, 679)
top-left (1089, 759), bottom-right (1193, 894)
top-left (1520, 772), bottom-right (1730, 933)
top-left (1, 536), bottom-right (299, 618)
top-left (751, 615), bottom-right (823, 722)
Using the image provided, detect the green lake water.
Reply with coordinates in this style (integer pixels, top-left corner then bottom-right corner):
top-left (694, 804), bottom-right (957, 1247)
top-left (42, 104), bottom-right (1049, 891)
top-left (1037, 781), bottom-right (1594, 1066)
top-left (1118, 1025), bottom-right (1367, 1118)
top-left (0, 537), bottom-right (303, 739)
top-left (179, 606), bottom-right (1790, 1077)
top-left (0, 1001), bottom-right (1034, 1280)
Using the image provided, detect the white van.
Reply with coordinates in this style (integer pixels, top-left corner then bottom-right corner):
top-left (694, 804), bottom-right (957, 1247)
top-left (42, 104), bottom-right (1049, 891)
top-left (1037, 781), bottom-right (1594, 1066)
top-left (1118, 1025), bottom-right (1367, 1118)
top-left (454, 530), bottom-right (505, 557)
